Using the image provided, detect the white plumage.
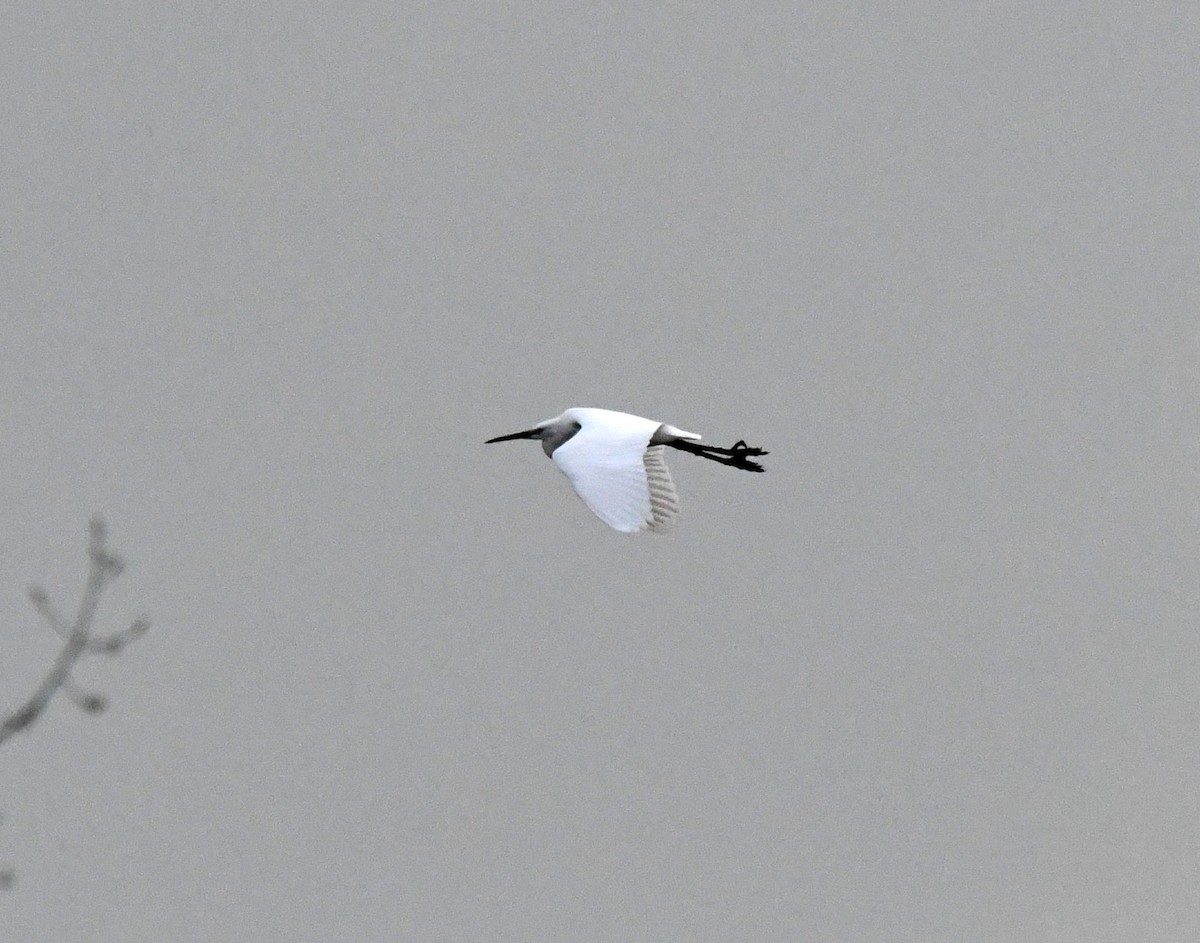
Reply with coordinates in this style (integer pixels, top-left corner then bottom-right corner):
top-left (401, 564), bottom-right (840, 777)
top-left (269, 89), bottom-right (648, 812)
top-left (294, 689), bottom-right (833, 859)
top-left (547, 408), bottom-right (692, 532)
top-left (485, 407), bottom-right (767, 534)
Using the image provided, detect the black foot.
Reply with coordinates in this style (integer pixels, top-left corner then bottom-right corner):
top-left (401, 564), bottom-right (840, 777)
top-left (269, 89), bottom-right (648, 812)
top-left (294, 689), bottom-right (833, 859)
top-left (666, 438), bottom-right (769, 472)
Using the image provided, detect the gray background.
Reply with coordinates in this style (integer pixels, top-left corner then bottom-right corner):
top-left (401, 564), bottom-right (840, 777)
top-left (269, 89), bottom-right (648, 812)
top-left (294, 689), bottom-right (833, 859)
top-left (2, 4), bottom-right (1198, 941)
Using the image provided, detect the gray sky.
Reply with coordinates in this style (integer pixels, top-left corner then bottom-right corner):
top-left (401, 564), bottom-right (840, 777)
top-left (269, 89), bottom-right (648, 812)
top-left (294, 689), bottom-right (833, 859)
top-left (2, 4), bottom-right (1198, 941)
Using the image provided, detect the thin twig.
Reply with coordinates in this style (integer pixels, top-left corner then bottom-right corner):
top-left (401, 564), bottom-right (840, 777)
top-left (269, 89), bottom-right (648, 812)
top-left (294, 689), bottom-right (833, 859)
top-left (0, 518), bottom-right (148, 747)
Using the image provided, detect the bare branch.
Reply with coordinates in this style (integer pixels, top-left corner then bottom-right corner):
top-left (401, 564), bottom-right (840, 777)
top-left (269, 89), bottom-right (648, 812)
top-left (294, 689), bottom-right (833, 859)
top-left (0, 519), bottom-right (149, 748)
top-left (38, 585), bottom-right (149, 656)
top-left (62, 677), bottom-right (108, 714)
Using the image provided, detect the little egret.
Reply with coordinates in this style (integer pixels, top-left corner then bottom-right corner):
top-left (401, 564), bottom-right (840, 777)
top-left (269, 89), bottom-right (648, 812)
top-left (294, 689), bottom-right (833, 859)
top-left (485, 407), bottom-right (767, 533)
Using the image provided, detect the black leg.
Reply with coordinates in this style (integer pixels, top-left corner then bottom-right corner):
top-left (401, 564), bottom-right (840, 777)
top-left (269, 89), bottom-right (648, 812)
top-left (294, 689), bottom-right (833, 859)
top-left (665, 438), bottom-right (768, 472)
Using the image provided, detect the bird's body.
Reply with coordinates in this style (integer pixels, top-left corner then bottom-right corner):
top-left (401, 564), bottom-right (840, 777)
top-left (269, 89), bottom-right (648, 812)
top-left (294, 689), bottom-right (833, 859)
top-left (486, 407), bottom-right (767, 533)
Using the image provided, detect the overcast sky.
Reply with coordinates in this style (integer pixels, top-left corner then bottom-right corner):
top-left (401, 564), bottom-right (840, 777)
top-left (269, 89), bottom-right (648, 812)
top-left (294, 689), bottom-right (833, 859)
top-left (2, 4), bottom-right (1198, 941)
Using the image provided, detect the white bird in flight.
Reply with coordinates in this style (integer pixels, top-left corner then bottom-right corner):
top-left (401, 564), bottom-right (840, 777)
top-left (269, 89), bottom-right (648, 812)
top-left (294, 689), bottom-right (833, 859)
top-left (485, 407), bottom-right (767, 533)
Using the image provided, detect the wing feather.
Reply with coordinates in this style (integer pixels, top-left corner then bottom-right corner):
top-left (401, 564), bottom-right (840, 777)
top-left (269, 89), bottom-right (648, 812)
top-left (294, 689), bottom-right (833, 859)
top-left (550, 421), bottom-right (679, 533)
top-left (642, 445), bottom-right (681, 531)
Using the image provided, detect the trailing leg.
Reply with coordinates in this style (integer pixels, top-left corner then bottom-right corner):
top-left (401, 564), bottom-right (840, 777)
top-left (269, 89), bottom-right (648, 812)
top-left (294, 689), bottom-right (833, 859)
top-left (665, 438), bottom-right (768, 472)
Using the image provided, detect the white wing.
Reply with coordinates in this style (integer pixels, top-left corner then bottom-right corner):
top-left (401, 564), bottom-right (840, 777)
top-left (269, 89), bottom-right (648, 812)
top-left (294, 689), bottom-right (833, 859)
top-left (550, 426), bottom-right (681, 533)
top-left (641, 445), bottom-right (682, 530)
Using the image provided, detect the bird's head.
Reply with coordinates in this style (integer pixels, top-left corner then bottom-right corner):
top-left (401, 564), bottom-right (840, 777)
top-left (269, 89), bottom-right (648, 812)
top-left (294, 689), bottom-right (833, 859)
top-left (485, 413), bottom-right (581, 458)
